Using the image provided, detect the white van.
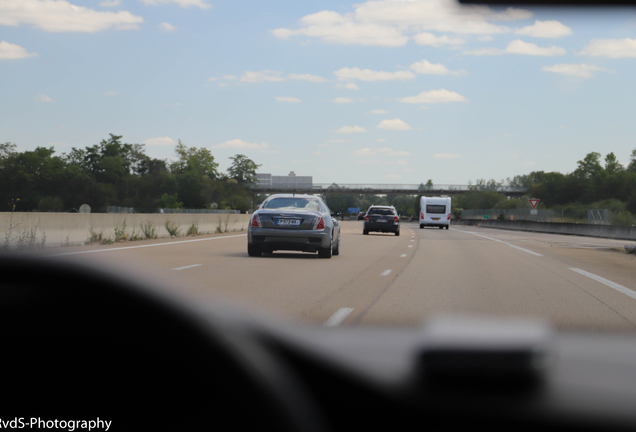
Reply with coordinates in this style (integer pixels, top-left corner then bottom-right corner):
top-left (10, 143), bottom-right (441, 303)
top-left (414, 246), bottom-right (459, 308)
top-left (420, 196), bottom-right (451, 229)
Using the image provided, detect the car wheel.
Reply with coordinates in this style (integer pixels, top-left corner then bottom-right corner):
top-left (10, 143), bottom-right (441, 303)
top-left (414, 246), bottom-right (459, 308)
top-left (363, 229), bottom-right (368, 235)
top-left (395, 230), bottom-right (400, 236)
top-left (438, 226), bottom-right (443, 229)
top-left (332, 233), bottom-right (340, 256)
top-left (419, 224), bottom-right (423, 229)
top-left (247, 244), bottom-right (262, 257)
top-left (318, 239), bottom-right (332, 258)
top-left (445, 226), bottom-right (449, 230)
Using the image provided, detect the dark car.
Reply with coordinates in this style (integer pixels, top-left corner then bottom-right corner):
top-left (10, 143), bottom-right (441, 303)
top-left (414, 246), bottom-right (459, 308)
top-left (357, 212), bottom-right (365, 220)
top-left (363, 205), bottom-right (400, 236)
top-left (248, 194), bottom-right (340, 258)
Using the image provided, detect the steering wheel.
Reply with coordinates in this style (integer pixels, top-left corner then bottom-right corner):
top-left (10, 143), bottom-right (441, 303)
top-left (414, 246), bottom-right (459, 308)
top-left (0, 255), bottom-right (328, 432)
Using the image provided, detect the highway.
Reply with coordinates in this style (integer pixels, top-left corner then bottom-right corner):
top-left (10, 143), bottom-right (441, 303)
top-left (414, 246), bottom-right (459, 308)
top-left (46, 221), bottom-right (636, 331)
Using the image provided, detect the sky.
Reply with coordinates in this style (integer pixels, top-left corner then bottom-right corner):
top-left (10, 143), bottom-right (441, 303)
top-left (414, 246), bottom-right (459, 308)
top-left (1, 0), bottom-right (636, 184)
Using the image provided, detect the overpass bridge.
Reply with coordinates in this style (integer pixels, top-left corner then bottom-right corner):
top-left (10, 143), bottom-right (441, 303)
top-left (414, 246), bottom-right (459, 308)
top-left (249, 183), bottom-right (527, 197)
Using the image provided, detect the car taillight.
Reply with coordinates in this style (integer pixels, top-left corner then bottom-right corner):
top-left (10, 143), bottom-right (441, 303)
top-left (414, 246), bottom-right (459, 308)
top-left (251, 214), bottom-right (261, 227)
top-left (313, 217), bottom-right (324, 230)
top-left (447, 213), bottom-right (451, 220)
top-left (364, 215), bottom-right (369, 222)
top-left (421, 212), bottom-right (424, 219)
top-left (394, 216), bottom-right (399, 223)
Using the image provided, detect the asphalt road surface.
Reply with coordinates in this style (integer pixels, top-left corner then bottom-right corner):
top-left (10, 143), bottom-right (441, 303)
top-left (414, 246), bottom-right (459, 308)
top-left (45, 221), bottom-right (636, 331)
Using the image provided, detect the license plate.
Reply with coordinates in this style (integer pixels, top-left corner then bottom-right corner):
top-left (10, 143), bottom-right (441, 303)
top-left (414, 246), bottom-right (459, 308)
top-left (276, 219), bottom-right (301, 226)
top-left (432, 218), bottom-right (440, 221)
top-left (377, 219), bottom-right (387, 223)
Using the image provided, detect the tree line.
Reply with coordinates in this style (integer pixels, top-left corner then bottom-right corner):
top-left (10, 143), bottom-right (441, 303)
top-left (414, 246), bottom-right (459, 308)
top-left (0, 134), bottom-right (261, 213)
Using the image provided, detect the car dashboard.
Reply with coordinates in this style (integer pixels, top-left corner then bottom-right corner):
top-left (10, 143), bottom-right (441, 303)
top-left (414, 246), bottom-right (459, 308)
top-left (2, 254), bottom-right (636, 432)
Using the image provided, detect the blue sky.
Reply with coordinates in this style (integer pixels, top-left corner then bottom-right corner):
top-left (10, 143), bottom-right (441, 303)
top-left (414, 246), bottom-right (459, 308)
top-left (1, 0), bottom-right (636, 184)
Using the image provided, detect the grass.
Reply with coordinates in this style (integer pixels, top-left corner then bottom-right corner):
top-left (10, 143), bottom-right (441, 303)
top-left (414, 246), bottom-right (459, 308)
top-left (140, 220), bottom-right (158, 239)
top-left (186, 221), bottom-right (199, 236)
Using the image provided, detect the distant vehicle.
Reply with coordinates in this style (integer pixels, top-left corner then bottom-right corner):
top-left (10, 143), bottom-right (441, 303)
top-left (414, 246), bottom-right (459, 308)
top-left (363, 205), bottom-right (399, 236)
top-left (247, 194), bottom-right (340, 258)
top-left (357, 212), bottom-right (365, 220)
top-left (420, 197), bottom-right (451, 230)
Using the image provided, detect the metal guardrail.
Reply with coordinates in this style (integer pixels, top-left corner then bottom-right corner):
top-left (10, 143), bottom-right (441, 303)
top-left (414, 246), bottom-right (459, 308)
top-left (107, 206), bottom-right (240, 214)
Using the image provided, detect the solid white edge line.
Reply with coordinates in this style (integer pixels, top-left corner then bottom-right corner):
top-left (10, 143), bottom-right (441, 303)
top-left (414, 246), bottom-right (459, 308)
top-left (51, 234), bottom-right (247, 256)
top-left (171, 264), bottom-right (202, 271)
top-left (323, 308), bottom-right (354, 327)
top-left (452, 228), bottom-right (543, 257)
top-left (570, 268), bottom-right (636, 301)
top-left (380, 269), bottom-right (392, 276)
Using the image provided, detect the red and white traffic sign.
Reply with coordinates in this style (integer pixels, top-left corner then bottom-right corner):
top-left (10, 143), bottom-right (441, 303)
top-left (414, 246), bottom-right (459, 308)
top-left (528, 199), bottom-right (540, 209)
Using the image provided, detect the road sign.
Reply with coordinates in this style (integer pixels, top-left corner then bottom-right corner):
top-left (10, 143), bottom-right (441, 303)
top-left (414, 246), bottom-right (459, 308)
top-left (348, 207), bottom-right (360, 213)
top-left (529, 199), bottom-right (540, 209)
top-left (483, 214), bottom-right (489, 219)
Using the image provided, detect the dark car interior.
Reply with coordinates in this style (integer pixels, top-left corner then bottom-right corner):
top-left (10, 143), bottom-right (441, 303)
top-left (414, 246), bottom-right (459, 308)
top-left (4, 254), bottom-right (636, 432)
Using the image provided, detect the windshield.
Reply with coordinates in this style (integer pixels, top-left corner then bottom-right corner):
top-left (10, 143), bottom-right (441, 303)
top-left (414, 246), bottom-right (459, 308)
top-left (2, 0), bottom-right (636, 332)
top-left (263, 197), bottom-right (321, 211)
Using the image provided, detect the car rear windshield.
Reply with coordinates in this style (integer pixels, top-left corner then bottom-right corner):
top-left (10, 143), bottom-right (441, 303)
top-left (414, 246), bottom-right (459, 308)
top-left (368, 208), bottom-right (394, 215)
top-left (426, 205), bottom-right (446, 214)
top-left (263, 198), bottom-right (321, 211)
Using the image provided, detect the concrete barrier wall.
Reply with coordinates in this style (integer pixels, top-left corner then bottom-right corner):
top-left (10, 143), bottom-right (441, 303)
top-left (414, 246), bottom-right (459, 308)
top-left (0, 212), bottom-right (251, 247)
top-left (452, 218), bottom-right (636, 241)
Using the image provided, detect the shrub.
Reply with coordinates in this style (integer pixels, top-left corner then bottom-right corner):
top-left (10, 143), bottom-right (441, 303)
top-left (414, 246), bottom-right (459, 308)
top-left (186, 222), bottom-right (199, 236)
top-left (140, 221), bottom-right (158, 239)
top-left (165, 220), bottom-right (180, 237)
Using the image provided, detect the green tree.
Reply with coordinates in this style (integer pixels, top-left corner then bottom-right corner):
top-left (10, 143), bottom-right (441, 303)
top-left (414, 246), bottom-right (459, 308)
top-left (227, 154), bottom-right (261, 184)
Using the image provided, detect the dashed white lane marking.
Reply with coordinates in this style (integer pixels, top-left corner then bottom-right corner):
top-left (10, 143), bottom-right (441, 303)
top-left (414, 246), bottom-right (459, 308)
top-left (455, 229), bottom-right (543, 257)
top-left (51, 234), bottom-right (247, 256)
top-left (380, 269), bottom-right (392, 276)
top-left (410, 240), bottom-right (415, 242)
top-left (570, 268), bottom-right (636, 301)
top-left (324, 308), bottom-right (354, 327)
top-left (400, 254), bottom-right (407, 257)
top-left (171, 264), bottom-right (201, 271)
top-left (408, 245), bottom-right (413, 248)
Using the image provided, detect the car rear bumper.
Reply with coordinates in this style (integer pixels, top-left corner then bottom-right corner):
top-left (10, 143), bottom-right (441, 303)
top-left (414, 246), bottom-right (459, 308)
top-left (248, 228), bottom-right (331, 251)
top-left (364, 222), bottom-right (399, 232)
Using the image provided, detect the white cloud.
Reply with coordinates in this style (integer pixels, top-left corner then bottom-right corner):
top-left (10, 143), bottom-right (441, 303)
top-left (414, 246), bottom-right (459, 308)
top-left (334, 67), bottom-right (415, 81)
top-left (238, 71), bottom-right (326, 83)
top-left (35, 94), bottom-right (53, 102)
top-left (336, 125), bottom-right (367, 133)
top-left (400, 89), bottom-right (467, 104)
top-left (464, 39), bottom-right (566, 56)
top-left (336, 82), bottom-right (359, 90)
top-left (0, 0), bottom-right (143, 32)
top-left (0, 41), bottom-right (37, 59)
top-left (213, 139), bottom-right (270, 150)
top-left (139, 0), bottom-right (210, 8)
top-left (477, 35), bottom-right (493, 42)
top-left (223, 75), bottom-right (237, 80)
top-left (410, 59), bottom-right (450, 75)
top-left (313, 151), bottom-right (321, 155)
top-left (433, 153), bottom-right (461, 158)
top-left (143, 136), bottom-right (175, 146)
top-left (275, 96), bottom-right (301, 103)
top-left (207, 77), bottom-right (220, 81)
top-left (581, 38), bottom-right (636, 58)
top-left (270, 0), bottom-right (533, 47)
top-left (105, 91), bottom-right (118, 96)
top-left (333, 97), bottom-right (354, 103)
top-left (351, 148), bottom-right (376, 156)
top-left (542, 63), bottom-right (610, 78)
top-left (100, 0), bottom-right (121, 6)
top-left (351, 147), bottom-right (410, 156)
top-left (412, 32), bottom-right (465, 46)
top-left (376, 138), bottom-right (386, 142)
top-left (369, 109), bottom-right (389, 114)
top-left (287, 73), bottom-right (328, 82)
top-left (376, 118), bottom-right (412, 130)
top-left (158, 22), bottom-right (176, 31)
top-left (240, 70), bottom-right (285, 83)
top-left (515, 20), bottom-right (571, 38)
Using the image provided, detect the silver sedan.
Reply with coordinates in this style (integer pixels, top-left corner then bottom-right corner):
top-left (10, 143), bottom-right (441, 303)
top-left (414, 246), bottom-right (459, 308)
top-left (247, 194), bottom-right (341, 258)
